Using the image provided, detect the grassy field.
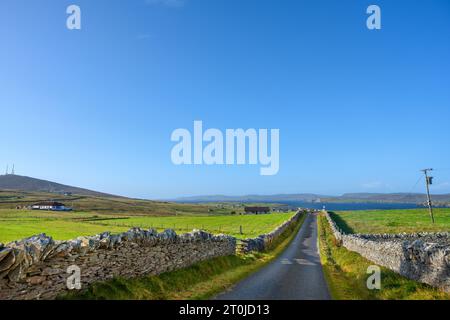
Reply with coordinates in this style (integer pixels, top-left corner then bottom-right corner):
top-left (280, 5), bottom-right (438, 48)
top-left (0, 190), bottom-right (242, 216)
top-left (63, 213), bottom-right (306, 300)
top-left (0, 190), bottom-right (282, 216)
top-left (317, 214), bottom-right (450, 300)
top-left (0, 209), bottom-right (295, 243)
top-left (331, 208), bottom-right (450, 234)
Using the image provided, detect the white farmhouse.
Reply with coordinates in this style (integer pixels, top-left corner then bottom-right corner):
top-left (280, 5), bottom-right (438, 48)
top-left (31, 201), bottom-right (72, 211)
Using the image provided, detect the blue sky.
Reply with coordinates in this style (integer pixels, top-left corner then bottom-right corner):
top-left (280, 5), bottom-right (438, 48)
top-left (1, 0), bottom-right (450, 199)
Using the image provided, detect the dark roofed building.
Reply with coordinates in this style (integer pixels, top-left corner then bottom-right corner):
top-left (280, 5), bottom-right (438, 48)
top-left (272, 206), bottom-right (290, 213)
top-left (244, 206), bottom-right (271, 215)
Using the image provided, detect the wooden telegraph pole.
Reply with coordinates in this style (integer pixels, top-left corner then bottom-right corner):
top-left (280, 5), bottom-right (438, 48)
top-left (421, 168), bottom-right (435, 224)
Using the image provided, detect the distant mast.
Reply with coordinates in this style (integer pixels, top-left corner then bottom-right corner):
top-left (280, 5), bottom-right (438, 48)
top-left (5, 165), bottom-right (8, 175)
top-left (11, 164), bottom-right (15, 175)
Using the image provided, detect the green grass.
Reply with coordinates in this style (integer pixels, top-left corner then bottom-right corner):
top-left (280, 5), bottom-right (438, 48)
top-left (317, 213), bottom-right (450, 300)
top-left (0, 209), bottom-right (295, 243)
top-left (332, 208), bottom-right (450, 234)
top-left (0, 190), bottom-right (283, 216)
top-left (81, 213), bottom-right (295, 239)
top-left (0, 190), bottom-right (239, 216)
top-left (62, 213), bottom-right (306, 300)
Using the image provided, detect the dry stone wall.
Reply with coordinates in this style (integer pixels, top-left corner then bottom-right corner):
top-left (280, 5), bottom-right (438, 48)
top-left (0, 228), bottom-right (236, 300)
top-left (239, 211), bottom-right (303, 253)
top-left (0, 211), bottom-right (304, 300)
top-left (325, 212), bottom-right (450, 293)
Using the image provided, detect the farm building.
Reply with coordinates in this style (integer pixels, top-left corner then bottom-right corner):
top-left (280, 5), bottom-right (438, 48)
top-left (31, 201), bottom-right (72, 211)
top-left (272, 206), bottom-right (291, 213)
top-left (244, 206), bottom-right (271, 214)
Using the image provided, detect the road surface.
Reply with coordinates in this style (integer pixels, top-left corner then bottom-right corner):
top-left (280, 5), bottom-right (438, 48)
top-left (216, 213), bottom-right (331, 300)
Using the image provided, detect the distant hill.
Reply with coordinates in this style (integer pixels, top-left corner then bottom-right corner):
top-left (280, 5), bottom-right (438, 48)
top-left (173, 193), bottom-right (329, 203)
top-left (338, 193), bottom-right (450, 203)
top-left (0, 175), bottom-right (261, 216)
top-left (0, 174), bottom-right (115, 198)
top-left (174, 193), bottom-right (450, 204)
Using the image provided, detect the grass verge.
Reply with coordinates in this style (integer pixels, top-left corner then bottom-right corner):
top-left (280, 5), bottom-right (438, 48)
top-left (62, 213), bottom-right (306, 300)
top-left (317, 213), bottom-right (450, 300)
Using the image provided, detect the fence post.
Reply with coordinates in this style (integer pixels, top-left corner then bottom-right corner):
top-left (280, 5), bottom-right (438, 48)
top-left (240, 225), bottom-right (243, 235)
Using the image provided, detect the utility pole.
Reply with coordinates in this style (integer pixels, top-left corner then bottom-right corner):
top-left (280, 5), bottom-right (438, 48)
top-left (421, 168), bottom-right (435, 224)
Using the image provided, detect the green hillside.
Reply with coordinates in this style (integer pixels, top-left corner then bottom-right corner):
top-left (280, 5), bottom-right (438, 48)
top-left (0, 190), bottom-right (238, 216)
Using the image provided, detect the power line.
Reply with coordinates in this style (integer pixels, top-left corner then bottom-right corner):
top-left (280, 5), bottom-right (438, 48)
top-left (407, 175), bottom-right (423, 195)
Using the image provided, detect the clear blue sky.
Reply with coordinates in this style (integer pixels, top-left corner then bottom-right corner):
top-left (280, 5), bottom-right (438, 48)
top-left (1, 0), bottom-right (449, 199)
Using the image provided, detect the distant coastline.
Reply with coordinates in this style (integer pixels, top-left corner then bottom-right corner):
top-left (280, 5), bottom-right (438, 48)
top-left (175, 201), bottom-right (441, 211)
top-left (171, 192), bottom-right (450, 210)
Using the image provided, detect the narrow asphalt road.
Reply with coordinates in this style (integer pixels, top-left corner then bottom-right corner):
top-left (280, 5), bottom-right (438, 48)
top-left (216, 213), bottom-right (331, 300)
